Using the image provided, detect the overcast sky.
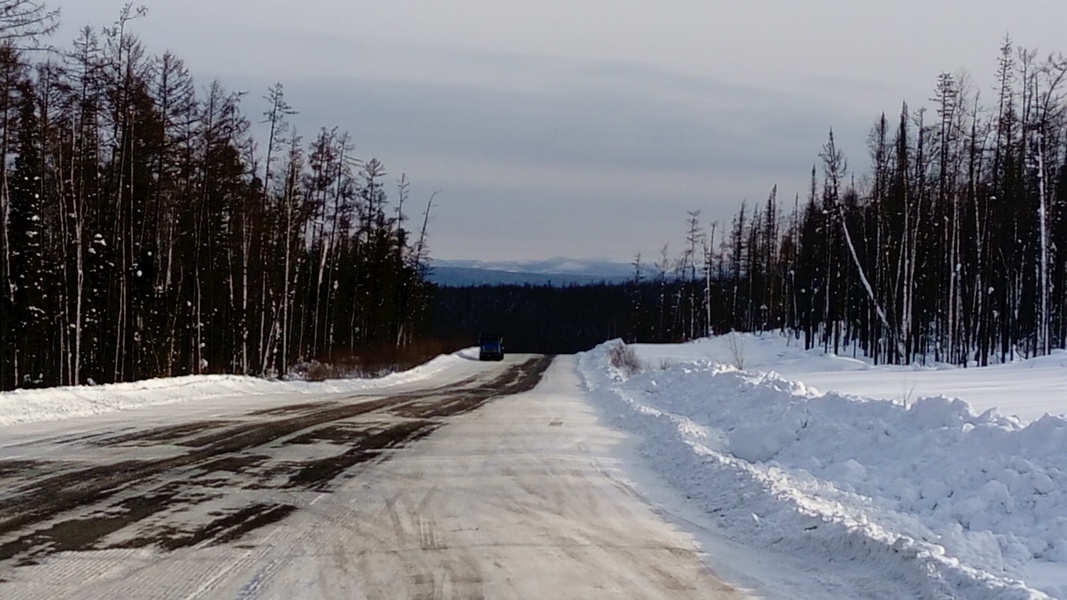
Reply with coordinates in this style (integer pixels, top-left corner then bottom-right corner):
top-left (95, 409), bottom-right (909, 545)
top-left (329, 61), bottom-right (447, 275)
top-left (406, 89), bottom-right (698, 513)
top-left (55, 1), bottom-right (1067, 262)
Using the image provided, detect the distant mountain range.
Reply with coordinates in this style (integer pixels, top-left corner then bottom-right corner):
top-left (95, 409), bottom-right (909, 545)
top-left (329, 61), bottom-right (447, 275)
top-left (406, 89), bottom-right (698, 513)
top-left (428, 258), bottom-right (640, 287)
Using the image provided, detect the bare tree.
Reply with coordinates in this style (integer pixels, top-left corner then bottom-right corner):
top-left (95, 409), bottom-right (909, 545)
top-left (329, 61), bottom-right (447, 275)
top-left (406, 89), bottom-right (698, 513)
top-left (0, 0), bottom-right (59, 48)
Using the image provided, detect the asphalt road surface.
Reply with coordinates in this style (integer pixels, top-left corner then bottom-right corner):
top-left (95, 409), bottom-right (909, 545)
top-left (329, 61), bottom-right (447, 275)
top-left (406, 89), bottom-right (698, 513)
top-left (0, 355), bottom-right (747, 599)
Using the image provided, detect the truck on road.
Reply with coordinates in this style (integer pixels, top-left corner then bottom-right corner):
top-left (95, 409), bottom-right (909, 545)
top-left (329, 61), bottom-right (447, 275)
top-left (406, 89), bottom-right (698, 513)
top-left (479, 334), bottom-right (505, 361)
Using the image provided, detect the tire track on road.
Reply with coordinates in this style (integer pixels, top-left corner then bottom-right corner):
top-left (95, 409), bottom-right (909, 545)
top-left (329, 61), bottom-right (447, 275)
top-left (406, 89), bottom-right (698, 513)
top-left (0, 357), bottom-right (552, 569)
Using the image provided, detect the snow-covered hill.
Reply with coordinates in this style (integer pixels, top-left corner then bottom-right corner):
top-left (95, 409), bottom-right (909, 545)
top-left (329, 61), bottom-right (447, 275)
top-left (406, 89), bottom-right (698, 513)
top-left (428, 257), bottom-right (636, 286)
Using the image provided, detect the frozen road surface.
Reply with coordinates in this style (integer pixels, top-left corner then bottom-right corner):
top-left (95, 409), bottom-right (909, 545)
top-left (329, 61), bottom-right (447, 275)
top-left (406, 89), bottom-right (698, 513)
top-left (0, 355), bottom-right (745, 599)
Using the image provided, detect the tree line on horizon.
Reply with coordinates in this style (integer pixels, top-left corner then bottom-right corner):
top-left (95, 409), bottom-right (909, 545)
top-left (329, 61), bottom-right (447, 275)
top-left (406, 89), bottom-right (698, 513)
top-left (0, 3), bottom-right (433, 390)
top-left (638, 38), bottom-right (1067, 366)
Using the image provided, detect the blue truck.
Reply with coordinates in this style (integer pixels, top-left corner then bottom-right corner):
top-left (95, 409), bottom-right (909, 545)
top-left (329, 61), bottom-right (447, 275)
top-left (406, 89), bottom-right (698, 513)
top-left (478, 334), bottom-right (505, 361)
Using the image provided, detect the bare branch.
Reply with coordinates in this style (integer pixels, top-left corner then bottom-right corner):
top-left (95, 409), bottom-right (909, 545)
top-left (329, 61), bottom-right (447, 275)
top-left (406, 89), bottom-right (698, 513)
top-left (0, 0), bottom-right (59, 49)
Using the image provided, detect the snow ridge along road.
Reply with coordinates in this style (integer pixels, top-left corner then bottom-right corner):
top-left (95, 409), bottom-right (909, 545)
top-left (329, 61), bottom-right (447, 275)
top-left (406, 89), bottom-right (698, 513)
top-left (0, 354), bottom-right (745, 599)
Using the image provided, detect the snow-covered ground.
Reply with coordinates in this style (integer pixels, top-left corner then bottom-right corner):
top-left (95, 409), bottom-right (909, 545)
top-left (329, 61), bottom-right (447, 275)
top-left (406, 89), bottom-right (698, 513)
top-left (4, 337), bottom-right (1067, 598)
top-left (579, 334), bottom-right (1067, 599)
top-left (0, 356), bottom-right (748, 599)
top-left (0, 349), bottom-right (485, 428)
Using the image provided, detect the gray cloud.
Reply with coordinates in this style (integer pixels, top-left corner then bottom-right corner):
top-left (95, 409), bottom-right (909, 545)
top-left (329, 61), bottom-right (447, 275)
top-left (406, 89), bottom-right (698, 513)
top-left (54, 0), bottom-right (1067, 261)
top-left (224, 51), bottom-right (873, 260)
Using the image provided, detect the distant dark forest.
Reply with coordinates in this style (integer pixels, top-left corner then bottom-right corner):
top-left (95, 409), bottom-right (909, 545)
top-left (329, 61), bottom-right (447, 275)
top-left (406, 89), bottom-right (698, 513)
top-left (429, 285), bottom-right (629, 355)
top-left (429, 278), bottom-right (760, 355)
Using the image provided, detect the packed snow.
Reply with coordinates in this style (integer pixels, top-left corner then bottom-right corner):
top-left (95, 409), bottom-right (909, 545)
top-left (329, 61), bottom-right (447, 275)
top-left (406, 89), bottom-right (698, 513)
top-left (579, 334), bottom-right (1067, 599)
top-left (4, 337), bottom-right (1067, 598)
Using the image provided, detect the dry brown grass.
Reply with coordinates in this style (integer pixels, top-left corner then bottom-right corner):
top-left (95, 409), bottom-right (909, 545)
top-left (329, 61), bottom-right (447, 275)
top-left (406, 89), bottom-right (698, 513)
top-left (289, 337), bottom-right (471, 381)
top-left (607, 342), bottom-right (642, 377)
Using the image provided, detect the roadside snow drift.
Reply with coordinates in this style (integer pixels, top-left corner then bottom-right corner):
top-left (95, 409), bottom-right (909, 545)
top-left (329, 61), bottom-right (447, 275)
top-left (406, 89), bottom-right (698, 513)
top-left (580, 338), bottom-right (1067, 600)
top-left (0, 350), bottom-right (478, 428)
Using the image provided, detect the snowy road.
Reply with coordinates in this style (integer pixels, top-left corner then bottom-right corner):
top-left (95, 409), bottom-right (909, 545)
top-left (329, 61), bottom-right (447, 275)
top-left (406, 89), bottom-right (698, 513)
top-left (0, 355), bottom-right (745, 599)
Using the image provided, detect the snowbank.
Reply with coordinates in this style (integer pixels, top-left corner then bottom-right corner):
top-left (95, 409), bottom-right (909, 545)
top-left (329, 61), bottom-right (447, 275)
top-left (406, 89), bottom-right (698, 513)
top-left (580, 338), bottom-right (1067, 599)
top-left (0, 350), bottom-right (476, 428)
top-left (626, 333), bottom-right (1067, 423)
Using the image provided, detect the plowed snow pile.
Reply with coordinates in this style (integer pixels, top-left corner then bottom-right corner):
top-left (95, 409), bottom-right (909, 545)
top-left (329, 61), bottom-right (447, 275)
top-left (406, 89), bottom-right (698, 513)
top-left (0, 350), bottom-right (479, 427)
top-left (580, 336), bottom-right (1067, 600)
